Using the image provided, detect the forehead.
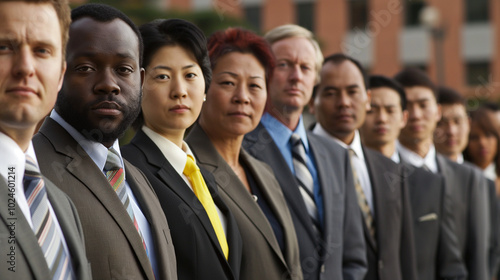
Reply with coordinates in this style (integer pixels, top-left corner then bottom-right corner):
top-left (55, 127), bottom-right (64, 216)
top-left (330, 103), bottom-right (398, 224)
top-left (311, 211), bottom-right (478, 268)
top-left (371, 87), bottom-right (401, 106)
top-left (67, 17), bottom-right (139, 62)
top-left (405, 86), bottom-right (436, 102)
top-left (0, 2), bottom-right (61, 47)
top-left (441, 103), bottom-right (467, 118)
top-left (320, 60), bottom-right (364, 87)
top-left (271, 37), bottom-right (316, 64)
top-left (214, 52), bottom-right (265, 76)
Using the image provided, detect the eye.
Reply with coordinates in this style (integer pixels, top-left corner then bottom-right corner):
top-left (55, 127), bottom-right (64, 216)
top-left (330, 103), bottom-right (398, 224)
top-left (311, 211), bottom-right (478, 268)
top-left (155, 74), bottom-right (170, 80)
top-left (34, 47), bottom-right (51, 56)
top-left (186, 73), bottom-right (197, 79)
top-left (249, 83), bottom-right (262, 89)
top-left (0, 43), bottom-right (13, 53)
top-left (301, 65), bottom-right (311, 71)
top-left (277, 61), bottom-right (288, 68)
top-left (220, 81), bottom-right (235, 86)
top-left (117, 66), bottom-right (133, 74)
top-left (75, 65), bottom-right (94, 72)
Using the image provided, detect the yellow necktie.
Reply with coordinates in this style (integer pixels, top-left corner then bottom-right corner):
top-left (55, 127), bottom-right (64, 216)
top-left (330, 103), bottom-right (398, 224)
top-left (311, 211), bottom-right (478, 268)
top-left (184, 155), bottom-right (229, 259)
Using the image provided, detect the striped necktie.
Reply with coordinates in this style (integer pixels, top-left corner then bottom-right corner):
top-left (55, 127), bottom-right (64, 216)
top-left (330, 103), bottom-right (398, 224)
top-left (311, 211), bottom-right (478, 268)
top-left (104, 148), bottom-right (149, 257)
top-left (183, 155), bottom-right (229, 259)
top-left (290, 133), bottom-right (321, 234)
top-left (24, 155), bottom-right (75, 280)
top-left (348, 149), bottom-right (376, 239)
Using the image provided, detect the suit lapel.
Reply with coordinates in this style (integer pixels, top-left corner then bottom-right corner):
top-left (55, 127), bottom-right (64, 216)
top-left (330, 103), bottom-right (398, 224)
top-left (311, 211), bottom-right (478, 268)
top-left (40, 118), bottom-right (153, 279)
top-left (245, 124), bottom-right (317, 241)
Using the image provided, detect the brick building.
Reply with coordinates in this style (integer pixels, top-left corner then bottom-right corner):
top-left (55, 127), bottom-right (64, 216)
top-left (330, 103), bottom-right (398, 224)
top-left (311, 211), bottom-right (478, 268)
top-left (70, 0), bottom-right (500, 101)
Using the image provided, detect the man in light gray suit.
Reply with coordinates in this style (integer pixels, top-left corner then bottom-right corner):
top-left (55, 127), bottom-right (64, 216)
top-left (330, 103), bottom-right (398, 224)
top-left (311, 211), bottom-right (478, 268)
top-left (243, 24), bottom-right (367, 280)
top-left (0, 0), bottom-right (91, 279)
top-left (33, 4), bottom-right (176, 280)
top-left (395, 68), bottom-right (489, 280)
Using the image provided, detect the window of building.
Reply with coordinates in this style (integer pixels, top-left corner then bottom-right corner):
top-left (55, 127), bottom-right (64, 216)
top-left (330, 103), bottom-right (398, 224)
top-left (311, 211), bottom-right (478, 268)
top-left (465, 0), bottom-right (488, 23)
top-left (296, 2), bottom-right (314, 32)
top-left (348, 0), bottom-right (368, 30)
top-left (466, 62), bottom-right (490, 86)
top-left (405, 0), bottom-right (426, 26)
top-left (244, 5), bottom-right (261, 32)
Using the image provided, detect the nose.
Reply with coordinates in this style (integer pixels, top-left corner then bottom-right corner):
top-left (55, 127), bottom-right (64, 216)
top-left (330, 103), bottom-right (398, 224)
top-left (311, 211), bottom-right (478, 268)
top-left (232, 84), bottom-right (250, 104)
top-left (337, 91), bottom-right (351, 108)
top-left (170, 76), bottom-right (187, 99)
top-left (377, 110), bottom-right (388, 123)
top-left (288, 65), bottom-right (303, 83)
top-left (408, 106), bottom-right (422, 120)
top-left (94, 68), bottom-right (120, 95)
top-left (12, 47), bottom-right (35, 79)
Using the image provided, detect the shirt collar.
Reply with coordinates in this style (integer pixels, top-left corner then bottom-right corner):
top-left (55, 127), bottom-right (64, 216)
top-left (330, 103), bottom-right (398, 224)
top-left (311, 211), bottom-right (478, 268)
top-left (397, 141), bottom-right (438, 173)
top-left (312, 123), bottom-right (364, 160)
top-left (391, 150), bottom-right (400, 163)
top-left (142, 126), bottom-right (194, 175)
top-left (456, 153), bottom-right (464, 164)
top-left (50, 110), bottom-right (122, 172)
top-left (261, 112), bottom-right (309, 151)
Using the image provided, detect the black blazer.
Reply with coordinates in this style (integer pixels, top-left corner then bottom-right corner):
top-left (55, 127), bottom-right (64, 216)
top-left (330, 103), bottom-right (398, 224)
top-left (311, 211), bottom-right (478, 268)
top-left (121, 129), bottom-right (242, 280)
top-left (485, 178), bottom-right (500, 277)
top-left (244, 123), bottom-right (367, 280)
top-left (361, 148), bottom-right (417, 280)
top-left (401, 161), bottom-right (466, 280)
top-left (437, 156), bottom-right (490, 280)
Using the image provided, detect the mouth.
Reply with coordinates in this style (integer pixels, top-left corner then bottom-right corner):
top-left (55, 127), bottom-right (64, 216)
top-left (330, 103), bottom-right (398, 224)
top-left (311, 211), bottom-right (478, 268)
top-left (170, 104), bottom-right (190, 113)
top-left (228, 111), bottom-right (250, 118)
top-left (6, 86), bottom-right (37, 97)
top-left (92, 101), bottom-right (122, 116)
top-left (374, 127), bottom-right (388, 134)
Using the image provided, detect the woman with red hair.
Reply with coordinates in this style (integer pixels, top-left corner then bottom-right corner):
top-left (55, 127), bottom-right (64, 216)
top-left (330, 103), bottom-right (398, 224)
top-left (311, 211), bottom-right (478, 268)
top-left (186, 28), bottom-right (302, 280)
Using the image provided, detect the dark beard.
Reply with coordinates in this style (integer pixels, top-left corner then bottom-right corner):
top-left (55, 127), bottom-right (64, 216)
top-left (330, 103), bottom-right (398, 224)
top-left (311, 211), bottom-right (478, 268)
top-left (56, 91), bottom-right (141, 145)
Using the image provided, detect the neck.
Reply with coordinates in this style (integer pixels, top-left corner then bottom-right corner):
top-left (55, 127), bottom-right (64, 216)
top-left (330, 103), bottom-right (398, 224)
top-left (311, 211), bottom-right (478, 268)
top-left (446, 153), bottom-right (459, 162)
top-left (266, 103), bottom-right (302, 131)
top-left (332, 130), bottom-right (355, 146)
top-left (399, 136), bottom-right (432, 158)
top-left (200, 122), bottom-right (242, 168)
top-left (145, 123), bottom-right (185, 149)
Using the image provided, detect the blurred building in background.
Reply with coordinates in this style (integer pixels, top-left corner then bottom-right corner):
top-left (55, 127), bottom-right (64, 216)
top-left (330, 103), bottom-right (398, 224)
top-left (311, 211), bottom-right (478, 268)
top-left (70, 0), bottom-right (500, 102)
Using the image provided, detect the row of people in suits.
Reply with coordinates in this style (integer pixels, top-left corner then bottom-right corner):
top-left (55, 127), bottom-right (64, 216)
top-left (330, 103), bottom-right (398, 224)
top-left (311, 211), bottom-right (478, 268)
top-left (0, 1), bottom-right (493, 280)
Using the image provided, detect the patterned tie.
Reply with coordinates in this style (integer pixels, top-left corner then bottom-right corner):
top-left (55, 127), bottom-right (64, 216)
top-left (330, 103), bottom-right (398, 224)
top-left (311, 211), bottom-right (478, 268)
top-left (104, 148), bottom-right (149, 257)
top-left (290, 133), bottom-right (321, 234)
top-left (348, 149), bottom-right (376, 239)
top-left (183, 155), bottom-right (229, 259)
top-left (24, 155), bottom-right (75, 280)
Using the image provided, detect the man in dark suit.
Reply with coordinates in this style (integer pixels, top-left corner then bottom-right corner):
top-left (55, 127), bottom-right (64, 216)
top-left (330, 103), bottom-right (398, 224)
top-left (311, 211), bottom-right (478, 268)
top-left (33, 4), bottom-right (176, 280)
top-left (309, 54), bottom-right (417, 280)
top-left (434, 87), bottom-right (500, 277)
top-left (395, 68), bottom-right (489, 280)
top-left (0, 1), bottom-right (91, 279)
top-left (243, 24), bottom-right (367, 280)
top-left (360, 75), bottom-right (466, 280)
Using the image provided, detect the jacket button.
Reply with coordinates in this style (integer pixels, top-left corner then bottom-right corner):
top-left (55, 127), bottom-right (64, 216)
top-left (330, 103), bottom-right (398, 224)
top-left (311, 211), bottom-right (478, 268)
top-left (320, 264), bottom-right (325, 273)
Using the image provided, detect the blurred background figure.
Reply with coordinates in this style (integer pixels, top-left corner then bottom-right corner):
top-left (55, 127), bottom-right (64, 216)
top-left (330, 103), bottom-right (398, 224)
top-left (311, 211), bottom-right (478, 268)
top-left (186, 27), bottom-right (303, 280)
top-left (122, 19), bottom-right (243, 280)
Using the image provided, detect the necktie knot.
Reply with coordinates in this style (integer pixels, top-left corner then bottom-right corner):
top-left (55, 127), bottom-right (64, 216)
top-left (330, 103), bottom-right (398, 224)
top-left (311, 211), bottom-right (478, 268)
top-left (105, 148), bottom-right (122, 171)
top-left (290, 133), bottom-right (302, 147)
top-left (183, 155), bottom-right (199, 177)
top-left (24, 155), bottom-right (42, 193)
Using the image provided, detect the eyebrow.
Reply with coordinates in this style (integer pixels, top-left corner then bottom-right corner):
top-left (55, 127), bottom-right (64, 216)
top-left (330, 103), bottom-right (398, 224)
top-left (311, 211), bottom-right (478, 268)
top-left (74, 52), bottom-right (136, 60)
top-left (153, 64), bottom-right (196, 71)
top-left (408, 98), bottom-right (430, 103)
top-left (323, 84), bottom-right (360, 91)
top-left (217, 71), bottom-right (264, 80)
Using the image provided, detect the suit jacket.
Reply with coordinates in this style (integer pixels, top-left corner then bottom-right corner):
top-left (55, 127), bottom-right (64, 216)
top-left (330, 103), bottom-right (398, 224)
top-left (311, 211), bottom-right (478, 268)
top-left (186, 124), bottom-right (303, 280)
top-left (361, 148), bottom-right (417, 280)
top-left (402, 161), bottom-right (466, 280)
top-left (121, 129), bottom-right (242, 280)
top-left (0, 175), bottom-right (91, 280)
top-left (437, 155), bottom-right (489, 280)
top-left (485, 178), bottom-right (500, 278)
top-left (243, 123), bottom-right (367, 280)
top-left (32, 117), bottom-right (177, 280)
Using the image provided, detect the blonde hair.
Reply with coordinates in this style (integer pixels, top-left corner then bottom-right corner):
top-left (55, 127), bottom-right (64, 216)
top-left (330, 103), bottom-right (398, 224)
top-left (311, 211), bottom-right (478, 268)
top-left (264, 24), bottom-right (323, 84)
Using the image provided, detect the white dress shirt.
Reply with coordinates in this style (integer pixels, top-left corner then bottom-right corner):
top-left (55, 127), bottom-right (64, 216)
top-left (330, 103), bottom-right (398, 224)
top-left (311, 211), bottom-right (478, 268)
top-left (142, 126), bottom-right (227, 234)
top-left (50, 110), bottom-right (158, 276)
top-left (0, 132), bottom-right (71, 258)
top-left (312, 124), bottom-right (375, 215)
top-left (397, 141), bottom-right (439, 173)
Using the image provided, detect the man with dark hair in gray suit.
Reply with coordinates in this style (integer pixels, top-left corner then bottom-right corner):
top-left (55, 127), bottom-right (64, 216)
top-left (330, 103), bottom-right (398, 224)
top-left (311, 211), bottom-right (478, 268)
top-left (395, 68), bottom-right (489, 280)
top-left (243, 24), bottom-right (367, 280)
top-left (0, 0), bottom-right (91, 279)
top-left (360, 75), bottom-right (466, 280)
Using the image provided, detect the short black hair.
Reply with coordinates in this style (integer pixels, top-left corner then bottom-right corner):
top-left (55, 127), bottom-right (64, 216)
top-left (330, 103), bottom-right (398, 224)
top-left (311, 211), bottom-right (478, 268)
top-left (394, 67), bottom-right (437, 100)
top-left (71, 3), bottom-right (143, 65)
top-left (324, 53), bottom-right (368, 87)
top-left (369, 75), bottom-right (407, 110)
top-left (437, 86), bottom-right (466, 107)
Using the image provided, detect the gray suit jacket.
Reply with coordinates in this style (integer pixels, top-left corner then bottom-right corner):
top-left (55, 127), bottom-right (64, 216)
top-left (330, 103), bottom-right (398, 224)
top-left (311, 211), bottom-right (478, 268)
top-left (402, 161), bottom-right (466, 280)
top-left (362, 148), bottom-right (417, 280)
top-left (437, 155), bottom-right (489, 280)
top-left (33, 117), bottom-right (177, 280)
top-left (0, 175), bottom-right (91, 280)
top-left (186, 124), bottom-right (303, 280)
top-left (243, 123), bottom-right (367, 280)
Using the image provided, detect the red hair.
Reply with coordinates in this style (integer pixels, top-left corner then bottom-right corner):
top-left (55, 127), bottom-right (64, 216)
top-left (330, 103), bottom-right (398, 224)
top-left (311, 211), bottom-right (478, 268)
top-left (207, 28), bottom-right (275, 85)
